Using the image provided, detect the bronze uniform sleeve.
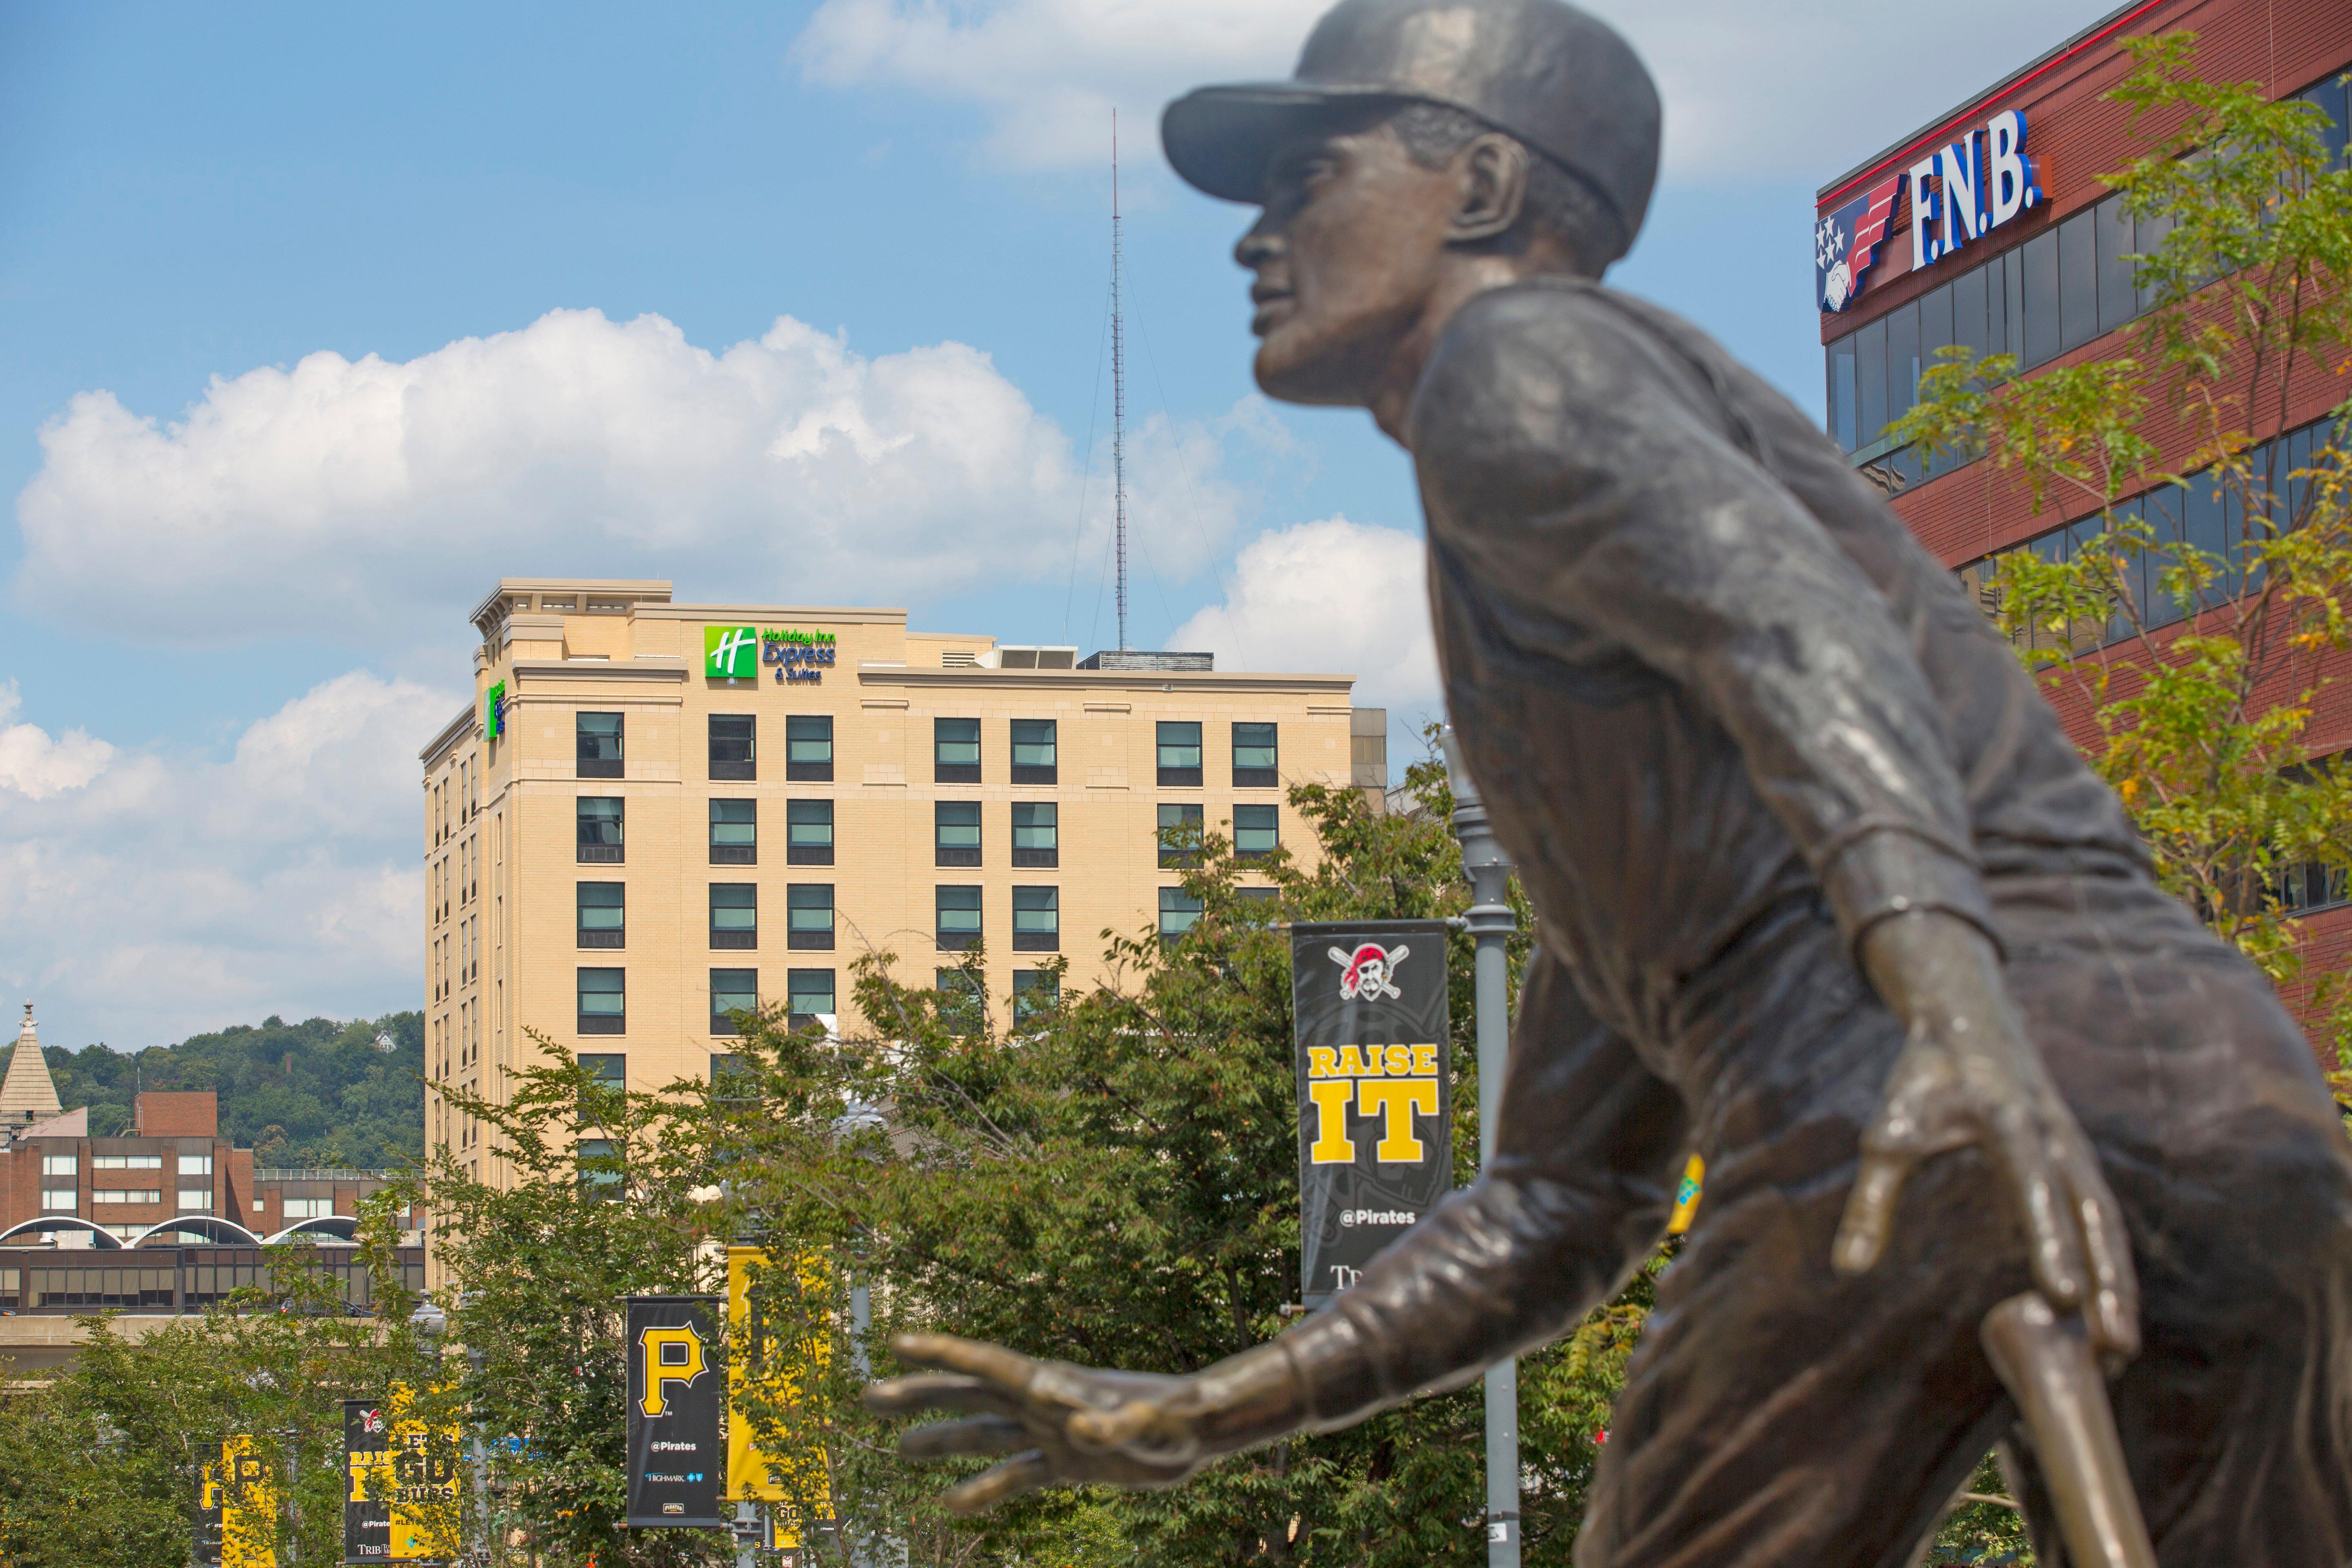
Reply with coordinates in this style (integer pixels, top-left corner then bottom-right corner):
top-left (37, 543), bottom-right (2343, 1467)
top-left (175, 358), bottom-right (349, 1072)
top-left (1270, 949), bottom-right (1686, 1430)
top-left (1409, 290), bottom-right (1998, 957)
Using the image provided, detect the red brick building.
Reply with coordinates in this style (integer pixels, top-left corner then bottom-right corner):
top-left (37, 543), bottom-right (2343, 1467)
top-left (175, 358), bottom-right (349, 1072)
top-left (1815, 0), bottom-right (2352, 1040)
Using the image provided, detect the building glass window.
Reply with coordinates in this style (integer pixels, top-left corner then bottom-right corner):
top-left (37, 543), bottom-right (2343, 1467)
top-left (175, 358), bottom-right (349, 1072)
top-left (1012, 886), bottom-right (1059, 951)
top-left (1232, 722), bottom-right (1278, 787)
top-left (578, 797), bottom-right (624, 864)
top-left (179, 1154), bottom-right (213, 1176)
top-left (935, 968), bottom-right (984, 1035)
top-left (710, 799), bottom-right (756, 865)
top-left (787, 800), bottom-right (834, 865)
top-left (1827, 333), bottom-right (1859, 452)
top-left (2021, 228), bottom-right (2060, 368)
top-left (936, 885), bottom-right (982, 951)
top-left (786, 715), bottom-right (834, 782)
top-left (936, 801), bottom-right (982, 867)
top-left (1012, 970), bottom-right (1058, 1029)
top-left (710, 715), bottom-right (756, 781)
top-left (577, 882), bottom-right (624, 949)
top-left (1159, 887), bottom-right (1203, 939)
top-left (1234, 804), bottom-right (1279, 860)
top-left (579, 1054), bottom-right (626, 1087)
top-left (1884, 299), bottom-right (1920, 432)
top-left (788, 885), bottom-right (836, 950)
top-left (93, 1189), bottom-right (161, 1205)
top-left (710, 884), bottom-right (758, 949)
top-left (1012, 802), bottom-right (1058, 867)
top-left (1951, 262), bottom-right (1991, 364)
top-left (280, 1196), bottom-right (336, 1220)
top-left (178, 1188), bottom-right (213, 1212)
top-left (1010, 719), bottom-right (1058, 784)
top-left (1855, 315), bottom-right (1888, 449)
top-left (1158, 802), bottom-right (1204, 867)
top-left (710, 969), bottom-right (759, 1036)
top-left (935, 718), bottom-right (982, 783)
top-left (40, 1188), bottom-right (75, 1211)
top-left (2094, 193), bottom-right (2137, 336)
top-left (577, 1137), bottom-right (621, 1199)
top-left (1156, 722), bottom-right (1203, 787)
top-left (577, 712), bottom-right (624, 779)
top-left (578, 967), bottom-right (625, 1035)
top-left (787, 969), bottom-right (836, 1027)
top-left (41, 1155), bottom-right (76, 1178)
top-left (2058, 208), bottom-right (2100, 353)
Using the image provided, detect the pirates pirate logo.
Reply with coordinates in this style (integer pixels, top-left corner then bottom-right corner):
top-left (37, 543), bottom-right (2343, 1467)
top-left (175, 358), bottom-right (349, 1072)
top-left (1328, 941), bottom-right (1409, 1002)
top-left (1815, 173), bottom-right (1903, 313)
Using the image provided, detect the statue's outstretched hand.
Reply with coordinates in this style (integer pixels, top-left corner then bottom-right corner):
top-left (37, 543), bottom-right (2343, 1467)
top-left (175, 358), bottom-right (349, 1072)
top-left (863, 1334), bottom-right (1216, 1514)
top-left (1832, 911), bottom-right (2140, 1363)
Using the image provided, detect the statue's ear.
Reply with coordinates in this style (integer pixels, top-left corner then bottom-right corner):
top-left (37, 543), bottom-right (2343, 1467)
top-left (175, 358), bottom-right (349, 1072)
top-left (1448, 133), bottom-right (1528, 245)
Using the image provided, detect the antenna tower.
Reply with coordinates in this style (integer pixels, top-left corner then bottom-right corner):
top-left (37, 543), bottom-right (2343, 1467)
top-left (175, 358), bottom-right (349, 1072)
top-left (1111, 109), bottom-right (1129, 651)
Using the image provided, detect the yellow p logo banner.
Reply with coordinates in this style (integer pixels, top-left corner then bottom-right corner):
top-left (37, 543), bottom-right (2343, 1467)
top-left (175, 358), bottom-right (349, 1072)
top-left (639, 1324), bottom-right (709, 1417)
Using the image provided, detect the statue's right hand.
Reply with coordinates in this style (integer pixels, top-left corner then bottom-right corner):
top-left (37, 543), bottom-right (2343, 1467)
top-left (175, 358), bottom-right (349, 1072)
top-left (863, 1333), bottom-right (1210, 1514)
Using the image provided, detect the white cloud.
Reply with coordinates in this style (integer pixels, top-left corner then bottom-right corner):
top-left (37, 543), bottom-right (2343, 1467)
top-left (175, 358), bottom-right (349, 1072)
top-left (1173, 514), bottom-right (1439, 720)
top-left (792, 0), bottom-right (2121, 182)
top-left (14, 309), bottom-right (1265, 648)
top-left (0, 681), bottom-right (112, 800)
top-left (0, 671), bottom-right (452, 1051)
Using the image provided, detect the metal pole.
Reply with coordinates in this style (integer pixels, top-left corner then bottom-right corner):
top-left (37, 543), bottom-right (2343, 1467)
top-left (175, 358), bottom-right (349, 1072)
top-left (1443, 728), bottom-right (1521, 1568)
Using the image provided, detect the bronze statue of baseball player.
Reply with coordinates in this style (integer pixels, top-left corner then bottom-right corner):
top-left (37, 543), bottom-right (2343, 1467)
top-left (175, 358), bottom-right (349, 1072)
top-left (866, 4), bottom-right (2352, 1562)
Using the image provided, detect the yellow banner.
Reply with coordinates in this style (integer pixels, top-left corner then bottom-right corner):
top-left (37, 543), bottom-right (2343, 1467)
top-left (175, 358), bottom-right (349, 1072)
top-left (218, 1435), bottom-right (278, 1568)
top-left (726, 1244), bottom-right (833, 1544)
top-left (347, 1385), bottom-right (463, 1562)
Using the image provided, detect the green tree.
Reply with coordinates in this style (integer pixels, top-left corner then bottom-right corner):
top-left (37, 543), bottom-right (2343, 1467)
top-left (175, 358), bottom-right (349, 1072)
top-left (1895, 34), bottom-right (2352, 1098)
top-left (0, 1207), bottom-right (435, 1568)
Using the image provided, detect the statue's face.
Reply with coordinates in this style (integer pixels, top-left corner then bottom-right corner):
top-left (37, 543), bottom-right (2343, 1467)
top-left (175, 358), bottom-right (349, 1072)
top-left (1236, 120), bottom-right (1461, 407)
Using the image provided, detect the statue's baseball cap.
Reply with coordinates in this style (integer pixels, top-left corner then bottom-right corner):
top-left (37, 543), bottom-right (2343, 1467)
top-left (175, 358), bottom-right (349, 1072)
top-left (1160, 0), bottom-right (1660, 246)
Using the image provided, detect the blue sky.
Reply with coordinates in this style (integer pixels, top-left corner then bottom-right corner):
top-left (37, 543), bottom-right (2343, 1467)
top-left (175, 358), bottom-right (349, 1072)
top-left (0, 0), bottom-right (2119, 1051)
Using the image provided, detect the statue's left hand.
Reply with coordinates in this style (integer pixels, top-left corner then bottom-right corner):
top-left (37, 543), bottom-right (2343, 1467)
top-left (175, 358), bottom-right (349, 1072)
top-left (863, 1334), bottom-right (1218, 1514)
top-left (1833, 910), bottom-right (2140, 1363)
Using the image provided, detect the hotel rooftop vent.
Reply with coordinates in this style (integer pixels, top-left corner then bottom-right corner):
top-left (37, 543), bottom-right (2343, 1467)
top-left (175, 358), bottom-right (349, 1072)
top-left (1077, 650), bottom-right (1214, 672)
top-left (982, 646), bottom-right (1080, 670)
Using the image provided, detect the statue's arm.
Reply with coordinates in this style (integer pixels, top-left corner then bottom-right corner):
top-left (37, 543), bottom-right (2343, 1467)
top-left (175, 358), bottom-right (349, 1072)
top-left (866, 950), bottom-right (1686, 1510)
top-left (1178, 948), bottom-right (1687, 1453)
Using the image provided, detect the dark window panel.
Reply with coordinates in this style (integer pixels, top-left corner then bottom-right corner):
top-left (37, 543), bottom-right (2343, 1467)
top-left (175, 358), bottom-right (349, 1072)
top-left (2093, 195), bottom-right (2136, 336)
top-left (786, 715), bottom-right (834, 782)
top-left (788, 885), bottom-right (836, 951)
top-left (1011, 886), bottom-right (1059, 951)
top-left (1158, 802), bottom-right (1204, 868)
top-left (1884, 300), bottom-right (1920, 431)
top-left (2021, 229), bottom-right (2060, 368)
top-left (1010, 719), bottom-right (1057, 784)
top-left (2003, 245), bottom-right (2027, 361)
top-left (1232, 722), bottom-right (1278, 788)
top-left (1918, 281), bottom-right (1954, 376)
top-left (709, 715), bottom-right (755, 782)
top-left (578, 797), bottom-right (624, 864)
top-left (577, 968), bottom-right (625, 1036)
top-left (936, 885), bottom-right (982, 952)
top-left (710, 969), bottom-right (758, 1036)
top-left (2058, 210), bottom-right (2098, 352)
top-left (577, 882), bottom-right (624, 950)
top-left (1951, 262), bottom-right (1991, 365)
top-left (1234, 804), bottom-right (1279, 860)
top-left (786, 799), bottom-right (833, 866)
top-left (1829, 334), bottom-right (1858, 451)
top-left (1158, 887), bottom-right (1203, 939)
top-left (1011, 971), bottom-right (1058, 1029)
top-left (786, 968), bottom-right (836, 1026)
top-left (2182, 471), bottom-right (2230, 606)
top-left (1856, 316), bottom-right (1888, 446)
top-left (935, 718), bottom-right (982, 784)
top-left (2306, 76), bottom-right (2348, 171)
top-left (709, 799), bottom-right (755, 866)
top-left (935, 800), bottom-right (983, 867)
top-left (1157, 721), bottom-right (1203, 788)
top-left (710, 883), bottom-right (757, 950)
top-left (1012, 802), bottom-right (1058, 867)
top-left (577, 712), bottom-right (624, 779)
top-left (2134, 207), bottom-right (2176, 314)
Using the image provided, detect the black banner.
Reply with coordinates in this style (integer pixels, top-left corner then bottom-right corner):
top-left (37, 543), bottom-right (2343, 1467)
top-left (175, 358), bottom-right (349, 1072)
top-left (1292, 920), bottom-right (1451, 1308)
top-left (626, 1296), bottom-right (725, 1529)
top-left (343, 1396), bottom-right (455, 1563)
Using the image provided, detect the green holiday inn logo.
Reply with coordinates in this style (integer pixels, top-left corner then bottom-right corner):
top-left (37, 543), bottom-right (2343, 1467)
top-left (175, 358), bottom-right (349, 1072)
top-left (706, 626), bottom-right (758, 679)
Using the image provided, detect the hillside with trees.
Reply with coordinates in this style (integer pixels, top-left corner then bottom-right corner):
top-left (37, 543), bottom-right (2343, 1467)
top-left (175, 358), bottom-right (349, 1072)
top-left (0, 1011), bottom-right (423, 1167)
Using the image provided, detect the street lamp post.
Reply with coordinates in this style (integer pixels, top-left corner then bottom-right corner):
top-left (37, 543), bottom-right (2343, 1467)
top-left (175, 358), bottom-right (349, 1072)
top-left (1443, 728), bottom-right (1521, 1568)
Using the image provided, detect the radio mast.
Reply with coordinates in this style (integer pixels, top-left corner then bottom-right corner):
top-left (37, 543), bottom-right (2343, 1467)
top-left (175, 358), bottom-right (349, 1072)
top-left (1111, 109), bottom-right (1129, 651)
